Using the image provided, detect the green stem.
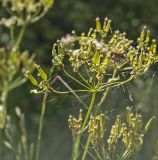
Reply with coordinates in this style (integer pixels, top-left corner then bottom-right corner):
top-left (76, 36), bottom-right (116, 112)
top-left (95, 149), bottom-right (102, 160)
top-left (48, 65), bottom-right (55, 80)
top-left (77, 72), bottom-right (92, 88)
top-left (35, 64), bottom-right (55, 160)
top-left (0, 83), bottom-right (8, 159)
top-left (81, 134), bottom-right (92, 160)
top-left (95, 87), bottom-right (110, 115)
top-left (35, 92), bottom-right (48, 160)
top-left (95, 69), bottom-right (118, 114)
top-left (80, 88), bottom-right (110, 160)
top-left (15, 24), bottom-right (27, 49)
top-left (0, 130), bottom-right (2, 160)
top-left (9, 25), bottom-right (15, 46)
top-left (64, 69), bottom-right (91, 90)
top-left (1, 82), bottom-right (8, 128)
top-left (50, 88), bottom-right (90, 94)
top-left (73, 92), bottom-right (96, 160)
top-left (81, 82), bottom-right (112, 159)
top-left (120, 149), bottom-right (129, 160)
top-left (31, 10), bottom-right (48, 23)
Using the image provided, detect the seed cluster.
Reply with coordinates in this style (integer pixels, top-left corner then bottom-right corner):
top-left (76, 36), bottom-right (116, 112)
top-left (68, 107), bottom-right (153, 159)
top-left (108, 107), bottom-right (145, 157)
top-left (52, 17), bottom-right (158, 83)
top-left (68, 109), bottom-right (83, 134)
top-left (88, 114), bottom-right (107, 147)
top-left (26, 64), bottom-right (49, 94)
top-left (24, 17), bottom-right (157, 159)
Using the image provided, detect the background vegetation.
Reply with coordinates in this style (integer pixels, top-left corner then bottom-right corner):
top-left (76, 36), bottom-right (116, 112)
top-left (1, 0), bottom-right (158, 159)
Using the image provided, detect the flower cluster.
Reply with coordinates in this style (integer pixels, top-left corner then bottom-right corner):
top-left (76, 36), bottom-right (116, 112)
top-left (0, 0), bottom-right (54, 27)
top-left (52, 17), bottom-right (158, 86)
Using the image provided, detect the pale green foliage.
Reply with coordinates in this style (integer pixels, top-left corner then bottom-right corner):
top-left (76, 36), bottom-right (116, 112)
top-left (0, 0), bottom-right (54, 130)
top-left (0, 0), bottom-right (54, 27)
top-left (0, 0), bottom-right (54, 157)
top-left (0, 49), bottom-right (34, 89)
top-left (0, 48), bottom-right (34, 128)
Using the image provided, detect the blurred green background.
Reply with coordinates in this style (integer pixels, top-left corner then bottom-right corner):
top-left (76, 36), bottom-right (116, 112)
top-left (1, 0), bottom-right (158, 159)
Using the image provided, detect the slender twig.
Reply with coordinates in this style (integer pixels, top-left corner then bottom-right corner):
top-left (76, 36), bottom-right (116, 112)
top-left (0, 82), bottom-right (8, 159)
top-left (101, 139), bottom-right (107, 160)
top-left (81, 134), bottom-right (92, 160)
top-left (120, 149), bottom-right (129, 160)
top-left (99, 75), bottom-right (134, 91)
top-left (31, 10), bottom-right (49, 23)
top-left (64, 69), bottom-right (91, 90)
top-left (35, 92), bottom-right (48, 160)
top-left (0, 130), bottom-right (2, 159)
top-left (81, 143), bottom-right (97, 160)
top-left (77, 71), bottom-right (92, 88)
top-left (95, 69), bottom-right (118, 114)
top-left (35, 63), bottom-right (56, 160)
top-left (15, 23), bottom-right (27, 49)
top-left (94, 148), bottom-right (102, 160)
top-left (9, 25), bottom-right (15, 46)
top-left (84, 63), bottom-right (91, 82)
top-left (8, 78), bottom-right (27, 91)
top-left (49, 75), bottom-right (88, 109)
top-left (111, 76), bottom-right (134, 88)
top-left (49, 87), bottom-right (90, 94)
top-left (96, 87), bottom-right (110, 114)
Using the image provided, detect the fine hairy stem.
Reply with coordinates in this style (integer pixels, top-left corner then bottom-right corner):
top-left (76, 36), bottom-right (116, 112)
top-left (73, 92), bottom-right (96, 160)
top-left (35, 92), bottom-right (48, 160)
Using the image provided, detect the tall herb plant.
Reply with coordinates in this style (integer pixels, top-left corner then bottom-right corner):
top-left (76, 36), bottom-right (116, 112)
top-left (27, 17), bottom-right (157, 159)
